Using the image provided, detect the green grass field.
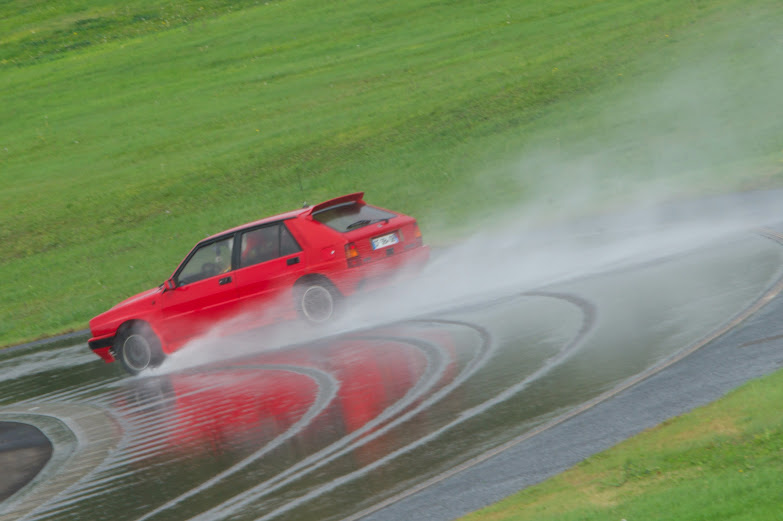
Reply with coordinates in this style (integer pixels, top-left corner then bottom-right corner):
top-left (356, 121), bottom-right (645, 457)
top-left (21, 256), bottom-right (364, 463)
top-left (3, 1), bottom-right (783, 518)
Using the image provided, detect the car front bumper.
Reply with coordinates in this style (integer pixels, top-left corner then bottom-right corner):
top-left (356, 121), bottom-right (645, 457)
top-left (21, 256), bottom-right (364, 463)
top-left (88, 335), bottom-right (116, 363)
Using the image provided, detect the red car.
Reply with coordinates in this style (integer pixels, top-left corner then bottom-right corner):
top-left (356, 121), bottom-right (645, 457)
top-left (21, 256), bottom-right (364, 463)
top-left (88, 193), bottom-right (429, 374)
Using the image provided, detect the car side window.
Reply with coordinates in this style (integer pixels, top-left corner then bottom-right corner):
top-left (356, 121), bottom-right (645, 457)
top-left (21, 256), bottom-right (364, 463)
top-left (280, 223), bottom-right (302, 256)
top-left (177, 237), bottom-right (233, 286)
top-left (240, 222), bottom-right (301, 268)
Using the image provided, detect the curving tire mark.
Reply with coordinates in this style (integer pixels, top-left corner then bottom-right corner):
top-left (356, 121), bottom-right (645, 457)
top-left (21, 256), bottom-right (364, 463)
top-left (14, 365), bottom-right (336, 521)
top-left (0, 404), bottom-right (121, 521)
top-left (193, 292), bottom-right (592, 521)
top-left (3, 290), bottom-right (596, 521)
top-left (190, 333), bottom-right (456, 521)
top-left (273, 292), bottom-right (596, 521)
top-left (133, 365), bottom-right (339, 521)
top-left (348, 270), bottom-right (783, 521)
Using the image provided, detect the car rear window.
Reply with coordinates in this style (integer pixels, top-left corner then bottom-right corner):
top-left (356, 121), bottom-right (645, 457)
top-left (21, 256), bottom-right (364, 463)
top-left (313, 203), bottom-right (396, 233)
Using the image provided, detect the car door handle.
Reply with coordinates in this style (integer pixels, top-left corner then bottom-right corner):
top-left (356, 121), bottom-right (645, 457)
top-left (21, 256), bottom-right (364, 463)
top-left (287, 257), bottom-right (300, 266)
top-left (219, 276), bottom-right (232, 285)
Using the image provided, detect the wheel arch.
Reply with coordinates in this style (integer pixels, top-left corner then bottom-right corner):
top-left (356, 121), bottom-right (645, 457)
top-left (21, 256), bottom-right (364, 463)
top-left (117, 318), bottom-right (149, 335)
top-left (116, 319), bottom-right (159, 340)
top-left (293, 273), bottom-right (343, 296)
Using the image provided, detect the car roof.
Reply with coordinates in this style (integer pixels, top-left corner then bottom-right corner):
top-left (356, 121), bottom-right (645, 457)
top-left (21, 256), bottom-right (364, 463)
top-left (199, 192), bottom-right (366, 243)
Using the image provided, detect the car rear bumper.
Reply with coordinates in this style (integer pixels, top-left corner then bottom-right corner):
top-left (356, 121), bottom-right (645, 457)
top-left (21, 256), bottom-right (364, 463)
top-left (341, 244), bottom-right (430, 293)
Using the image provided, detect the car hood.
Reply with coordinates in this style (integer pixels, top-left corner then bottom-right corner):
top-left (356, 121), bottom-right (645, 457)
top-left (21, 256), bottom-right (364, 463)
top-left (111, 287), bottom-right (161, 310)
top-left (90, 286), bottom-right (162, 337)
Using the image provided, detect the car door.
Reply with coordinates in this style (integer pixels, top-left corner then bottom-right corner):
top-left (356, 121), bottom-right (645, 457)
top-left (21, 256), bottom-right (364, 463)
top-left (160, 235), bottom-right (241, 343)
top-left (232, 222), bottom-right (304, 323)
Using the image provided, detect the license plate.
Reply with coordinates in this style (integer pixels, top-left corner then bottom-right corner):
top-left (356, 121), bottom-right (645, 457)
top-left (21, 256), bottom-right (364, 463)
top-left (371, 232), bottom-right (400, 250)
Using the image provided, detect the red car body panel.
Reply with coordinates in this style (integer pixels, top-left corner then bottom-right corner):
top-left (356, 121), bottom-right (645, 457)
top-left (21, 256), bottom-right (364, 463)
top-left (88, 193), bottom-right (429, 364)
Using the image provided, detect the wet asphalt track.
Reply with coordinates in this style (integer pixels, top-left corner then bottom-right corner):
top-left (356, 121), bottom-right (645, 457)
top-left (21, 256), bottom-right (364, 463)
top-left (3, 201), bottom-right (783, 521)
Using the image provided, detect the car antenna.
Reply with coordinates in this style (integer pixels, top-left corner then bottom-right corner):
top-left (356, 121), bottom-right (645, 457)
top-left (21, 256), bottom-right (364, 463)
top-left (295, 167), bottom-right (306, 202)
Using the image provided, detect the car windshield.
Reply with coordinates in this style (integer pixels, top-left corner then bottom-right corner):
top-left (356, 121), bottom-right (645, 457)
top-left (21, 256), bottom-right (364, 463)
top-left (313, 203), bottom-right (395, 232)
top-left (177, 236), bottom-right (234, 286)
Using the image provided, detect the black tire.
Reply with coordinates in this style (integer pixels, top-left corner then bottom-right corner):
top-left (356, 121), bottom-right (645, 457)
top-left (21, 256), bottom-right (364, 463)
top-left (114, 324), bottom-right (165, 375)
top-left (295, 280), bottom-right (341, 324)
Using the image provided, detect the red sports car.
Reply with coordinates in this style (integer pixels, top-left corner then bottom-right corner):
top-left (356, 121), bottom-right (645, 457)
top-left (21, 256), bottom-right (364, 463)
top-left (88, 193), bottom-right (429, 374)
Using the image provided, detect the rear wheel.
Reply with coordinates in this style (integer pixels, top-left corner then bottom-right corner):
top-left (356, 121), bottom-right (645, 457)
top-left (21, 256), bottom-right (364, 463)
top-left (295, 281), bottom-right (341, 324)
top-left (115, 324), bottom-right (165, 375)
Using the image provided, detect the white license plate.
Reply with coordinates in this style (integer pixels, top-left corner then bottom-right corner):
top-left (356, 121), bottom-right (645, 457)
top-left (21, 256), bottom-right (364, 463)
top-left (371, 232), bottom-right (400, 250)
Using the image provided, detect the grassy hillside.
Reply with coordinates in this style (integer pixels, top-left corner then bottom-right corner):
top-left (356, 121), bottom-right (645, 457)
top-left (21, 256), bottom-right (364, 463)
top-left (2, 0), bottom-right (782, 345)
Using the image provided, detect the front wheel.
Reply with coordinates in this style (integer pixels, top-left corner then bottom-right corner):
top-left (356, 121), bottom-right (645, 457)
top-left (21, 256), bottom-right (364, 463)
top-left (295, 282), bottom-right (341, 324)
top-left (115, 324), bottom-right (165, 375)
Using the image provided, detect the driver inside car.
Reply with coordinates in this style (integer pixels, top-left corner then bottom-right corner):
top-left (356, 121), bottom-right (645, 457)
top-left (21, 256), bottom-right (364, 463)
top-left (215, 247), bottom-right (231, 273)
top-left (241, 228), bottom-right (278, 267)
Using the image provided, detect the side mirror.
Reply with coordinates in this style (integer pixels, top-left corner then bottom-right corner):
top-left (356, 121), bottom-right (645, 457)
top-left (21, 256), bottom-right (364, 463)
top-left (163, 279), bottom-right (176, 292)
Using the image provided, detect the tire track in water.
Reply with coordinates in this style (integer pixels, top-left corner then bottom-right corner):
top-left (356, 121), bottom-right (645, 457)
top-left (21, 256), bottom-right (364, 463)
top-left (263, 293), bottom-right (595, 521)
top-left (6, 229), bottom-right (783, 521)
top-left (0, 404), bottom-right (120, 521)
top-left (2, 291), bottom-right (591, 521)
top-left (188, 332), bottom-right (458, 521)
top-left (348, 268), bottom-right (783, 521)
top-left (104, 379), bottom-right (255, 466)
top-left (133, 365), bottom-right (339, 521)
top-left (200, 319), bottom-right (500, 520)
top-left (69, 331), bottom-right (451, 521)
top-left (13, 366), bottom-right (334, 521)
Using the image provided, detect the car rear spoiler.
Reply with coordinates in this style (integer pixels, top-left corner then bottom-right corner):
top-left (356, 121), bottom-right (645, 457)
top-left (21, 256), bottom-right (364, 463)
top-left (305, 192), bottom-right (365, 215)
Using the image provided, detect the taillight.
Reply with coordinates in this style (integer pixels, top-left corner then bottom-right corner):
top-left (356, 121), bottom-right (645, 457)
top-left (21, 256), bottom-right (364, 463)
top-left (345, 242), bottom-right (362, 268)
top-left (413, 223), bottom-right (423, 246)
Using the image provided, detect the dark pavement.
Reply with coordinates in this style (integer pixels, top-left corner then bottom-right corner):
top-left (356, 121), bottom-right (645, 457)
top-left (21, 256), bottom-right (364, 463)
top-left (0, 422), bottom-right (52, 502)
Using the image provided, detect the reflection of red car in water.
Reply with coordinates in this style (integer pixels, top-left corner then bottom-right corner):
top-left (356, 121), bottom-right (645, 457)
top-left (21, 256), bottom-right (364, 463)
top-left (161, 371), bottom-right (319, 453)
top-left (87, 193), bottom-right (430, 374)
top-left (121, 334), bottom-right (440, 457)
